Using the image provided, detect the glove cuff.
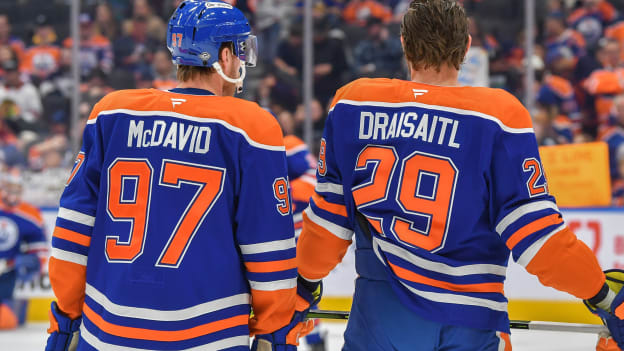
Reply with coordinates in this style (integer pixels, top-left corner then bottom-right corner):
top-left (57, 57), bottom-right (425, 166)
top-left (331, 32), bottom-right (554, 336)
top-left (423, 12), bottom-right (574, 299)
top-left (589, 283), bottom-right (614, 310)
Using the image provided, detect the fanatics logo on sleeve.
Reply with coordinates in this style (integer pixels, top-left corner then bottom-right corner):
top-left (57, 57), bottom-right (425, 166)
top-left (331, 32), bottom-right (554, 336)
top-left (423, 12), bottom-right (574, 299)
top-left (413, 89), bottom-right (428, 99)
top-left (171, 98), bottom-right (186, 109)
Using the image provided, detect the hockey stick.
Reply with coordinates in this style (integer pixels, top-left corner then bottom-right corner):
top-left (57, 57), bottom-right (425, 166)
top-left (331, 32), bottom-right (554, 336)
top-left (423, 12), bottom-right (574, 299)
top-left (307, 310), bottom-right (609, 334)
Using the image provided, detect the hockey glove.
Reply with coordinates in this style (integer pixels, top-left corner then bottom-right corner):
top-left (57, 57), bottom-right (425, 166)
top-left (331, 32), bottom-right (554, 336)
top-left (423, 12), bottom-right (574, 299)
top-left (45, 301), bottom-right (81, 351)
top-left (585, 269), bottom-right (624, 349)
top-left (250, 275), bottom-right (322, 350)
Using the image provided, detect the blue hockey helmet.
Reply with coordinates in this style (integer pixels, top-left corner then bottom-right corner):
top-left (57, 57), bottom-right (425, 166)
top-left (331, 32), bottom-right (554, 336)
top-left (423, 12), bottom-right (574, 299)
top-left (167, 0), bottom-right (257, 68)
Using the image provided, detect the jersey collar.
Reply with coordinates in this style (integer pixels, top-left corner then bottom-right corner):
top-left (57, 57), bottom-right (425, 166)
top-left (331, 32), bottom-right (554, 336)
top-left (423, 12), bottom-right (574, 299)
top-left (167, 88), bottom-right (215, 96)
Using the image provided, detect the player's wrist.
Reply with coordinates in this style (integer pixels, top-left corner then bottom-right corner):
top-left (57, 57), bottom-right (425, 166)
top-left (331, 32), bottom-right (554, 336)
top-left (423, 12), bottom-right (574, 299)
top-left (588, 283), bottom-right (616, 311)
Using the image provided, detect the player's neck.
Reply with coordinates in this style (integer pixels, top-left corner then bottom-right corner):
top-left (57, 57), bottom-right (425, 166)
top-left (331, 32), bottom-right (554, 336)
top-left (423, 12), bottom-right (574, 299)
top-left (176, 76), bottom-right (225, 96)
top-left (409, 65), bottom-right (461, 87)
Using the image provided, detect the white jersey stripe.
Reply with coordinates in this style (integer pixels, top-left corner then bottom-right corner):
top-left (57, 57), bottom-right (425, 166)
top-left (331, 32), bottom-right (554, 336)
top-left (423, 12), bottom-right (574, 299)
top-left (249, 278), bottom-right (296, 291)
top-left (89, 109), bottom-right (285, 152)
top-left (515, 224), bottom-right (566, 267)
top-left (315, 182), bottom-right (344, 195)
top-left (293, 213), bottom-right (303, 223)
top-left (495, 201), bottom-right (560, 235)
top-left (304, 207), bottom-right (353, 241)
top-left (86, 284), bottom-right (249, 321)
top-left (239, 237), bottom-right (295, 255)
top-left (374, 238), bottom-right (507, 276)
top-left (399, 280), bottom-right (508, 312)
top-left (51, 248), bottom-right (87, 266)
top-left (81, 324), bottom-right (250, 351)
top-left (57, 207), bottom-right (96, 227)
top-left (331, 99), bottom-right (534, 134)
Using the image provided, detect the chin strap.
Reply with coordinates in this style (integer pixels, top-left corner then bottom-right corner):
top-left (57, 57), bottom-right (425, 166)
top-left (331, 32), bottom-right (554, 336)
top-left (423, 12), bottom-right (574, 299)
top-left (213, 62), bottom-right (246, 93)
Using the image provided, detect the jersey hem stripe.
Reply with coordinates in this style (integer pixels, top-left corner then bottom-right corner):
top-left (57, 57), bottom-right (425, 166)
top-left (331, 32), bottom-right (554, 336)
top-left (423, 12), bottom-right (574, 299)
top-left (80, 324), bottom-right (250, 351)
top-left (86, 284), bottom-right (250, 321)
top-left (399, 280), bottom-right (508, 312)
top-left (90, 109), bottom-right (285, 152)
top-left (374, 238), bottom-right (507, 276)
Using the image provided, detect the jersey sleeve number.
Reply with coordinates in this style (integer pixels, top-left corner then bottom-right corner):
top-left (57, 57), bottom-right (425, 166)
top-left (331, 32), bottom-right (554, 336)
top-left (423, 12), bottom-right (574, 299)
top-left (353, 146), bottom-right (458, 252)
top-left (106, 158), bottom-right (225, 267)
top-left (522, 158), bottom-right (547, 197)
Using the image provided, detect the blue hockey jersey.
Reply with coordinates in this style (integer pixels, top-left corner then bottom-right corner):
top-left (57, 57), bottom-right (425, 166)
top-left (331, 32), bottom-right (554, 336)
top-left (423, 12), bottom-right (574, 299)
top-left (0, 202), bottom-right (47, 270)
top-left (297, 78), bottom-right (605, 333)
top-left (284, 135), bottom-right (316, 237)
top-left (49, 88), bottom-right (297, 350)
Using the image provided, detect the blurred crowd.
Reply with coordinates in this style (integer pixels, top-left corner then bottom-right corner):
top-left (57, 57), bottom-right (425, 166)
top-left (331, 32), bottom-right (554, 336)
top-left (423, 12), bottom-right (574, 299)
top-left (1, 0), bottom-right (624, 206)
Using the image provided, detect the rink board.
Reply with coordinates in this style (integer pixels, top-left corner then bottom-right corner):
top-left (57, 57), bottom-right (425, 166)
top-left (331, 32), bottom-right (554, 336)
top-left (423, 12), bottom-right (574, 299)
top-left (20, 207), bottom-right (624, 324)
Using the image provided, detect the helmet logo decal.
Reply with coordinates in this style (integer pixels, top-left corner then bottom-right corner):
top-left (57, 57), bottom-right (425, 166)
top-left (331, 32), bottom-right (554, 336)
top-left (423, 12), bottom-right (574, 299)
top-left (171, 33), bottom-right (183, 47)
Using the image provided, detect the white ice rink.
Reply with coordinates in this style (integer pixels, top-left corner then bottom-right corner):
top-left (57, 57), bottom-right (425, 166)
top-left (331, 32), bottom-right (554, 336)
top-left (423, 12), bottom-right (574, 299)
top-left (0, 322), bottom-right (602, 350)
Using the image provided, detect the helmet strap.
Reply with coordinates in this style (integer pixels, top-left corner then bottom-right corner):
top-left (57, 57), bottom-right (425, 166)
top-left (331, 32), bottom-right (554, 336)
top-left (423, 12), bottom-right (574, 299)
top-left (213, 62), bottom-right (246, 94)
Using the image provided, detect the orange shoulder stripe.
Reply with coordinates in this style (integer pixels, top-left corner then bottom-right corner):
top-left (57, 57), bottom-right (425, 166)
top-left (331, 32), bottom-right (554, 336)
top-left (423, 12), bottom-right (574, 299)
top-left (297, 212), bottom-right (351, 281)
top-left (53, 227), bottom-right (91, 247)
top-left (506, 214), bottom-right (563, 250)
top-left (83, 304), bottom-right (248, 342)
top-left (88, 90), bottom-right (285, 149)
top-left (244, 258), bottom-right (296, 273)
top-left (388, 262), bottom-right (504, 294)
top-left (525, 227), bottom-right (605, 299)
top-left (330, 79), bottom-right (533, 130)
top-left (312, 193), bottom-right (347, 217)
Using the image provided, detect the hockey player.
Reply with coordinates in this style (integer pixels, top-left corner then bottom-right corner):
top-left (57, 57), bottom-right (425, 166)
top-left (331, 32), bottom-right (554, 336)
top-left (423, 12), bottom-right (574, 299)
top-left (296, 1), bottom-right (624, 350)
top-left (45, 1), bottom-right (313, 350)
top-left (0, 166), bottom-right (47, 329)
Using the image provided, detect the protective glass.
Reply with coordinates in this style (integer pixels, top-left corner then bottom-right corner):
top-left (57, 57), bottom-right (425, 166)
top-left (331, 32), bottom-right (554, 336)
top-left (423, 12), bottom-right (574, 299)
top-left (237, 35), bottom-right (257, 67)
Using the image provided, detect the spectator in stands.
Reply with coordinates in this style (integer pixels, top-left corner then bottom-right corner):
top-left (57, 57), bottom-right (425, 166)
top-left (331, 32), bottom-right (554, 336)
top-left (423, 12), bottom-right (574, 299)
top-left (312, 18), bottom-right (347, 107)
top-left (0, 100), bottom-right (22, 166)
top-left (274, 23), bottom-right (304, 109)
top-left (151, 48), bottom-right (177, 91)
top-left (94, 2), bottom-right (119, 41)
top-left (533, 102), bottom-right (574, 146)
top-left (605, 18), bottom-right (624, 62)
top-left (21, 14), bottom-right (60, 83)
top-left (536, 65), bottom-right (582, 129)
top-left (294, 98), bottom-right (325, 142)
top-left (545, 12), bottom-right (587, 78)
top-left (568, 0), bottom-right (619, 49)
top-left (0, 58), bottom-right (42, 131)
top-left (255, 0), bottom-right (293, 64)
top-left (133, 0), bottom-right (167, 44)
top-left (27, 116), bottom-right (69, 172)
top-left (0, 15), bottom-right (25, 62)
top-left (342, 0), bottom-right (392, 26)
top-left (583, 37), bottom-right (624, 130)
top-left (113, 15), bottom-right (158, 73)
top-left (601, 93), bottom-right (624, 185)
top-left (352, 17), bottom-right (404, 79)
top-left (63, 13), bottom-right (113, 79)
